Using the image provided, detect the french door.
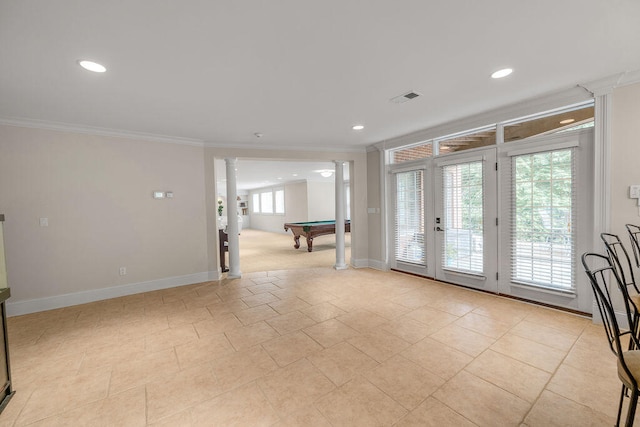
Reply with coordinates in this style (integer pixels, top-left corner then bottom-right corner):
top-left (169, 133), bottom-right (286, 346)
top-left (434, 148), bottom-right (498, 292)
top-left (388, 128), bottom-right (594, 312)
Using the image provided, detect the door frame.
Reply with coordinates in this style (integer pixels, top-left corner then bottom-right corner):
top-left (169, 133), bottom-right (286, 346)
top-left (433, 147), bottom-right (499, 293)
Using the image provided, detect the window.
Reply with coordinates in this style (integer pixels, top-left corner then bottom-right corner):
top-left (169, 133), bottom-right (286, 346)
top-left (260, 192), bottom-right (273, 214)
top-left (442, 161), bottom-right (484, 273)
top-left (504, 105), bottom-right (594, 143)
top-left (275, 190), bottom-right (285, 214)
top-left (394, 170), bottom-right (425, 265)
top-left (391, 142), bottom-right (433, 164)
top-left (438, 127), bottom-right (496, 154)
top-left (511, 148), bottom-right (574, 290)
top-left (251, 188), bottom-right (285, 215)
top-left (252, 193), bottom-right (260, 213)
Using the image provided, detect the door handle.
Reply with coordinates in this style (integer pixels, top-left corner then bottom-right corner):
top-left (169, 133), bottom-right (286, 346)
top-left (435, 226), bottom-right (444, 232)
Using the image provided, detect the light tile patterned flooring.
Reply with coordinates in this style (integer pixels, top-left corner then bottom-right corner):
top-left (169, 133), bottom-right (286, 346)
top-left (0, 267), bottom-right (629, 426)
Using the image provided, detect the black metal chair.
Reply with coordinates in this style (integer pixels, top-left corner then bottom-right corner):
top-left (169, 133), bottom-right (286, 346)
top-left (582, 252), bottom-right (640, 426)
top-left (601, 233), bottom-right (640, 341)
top-left (626, 224), bottom-right (640, 269)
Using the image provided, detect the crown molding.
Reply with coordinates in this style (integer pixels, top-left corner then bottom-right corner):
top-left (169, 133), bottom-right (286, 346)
top-left (203, 140), bottom-right (367, 153)
top-left (375, 85), bottom-right (591, 151)
top-left (373, 68), bottom-right (640, 152)
top-left (580, 69), bottom-right (640, 96)
top-left (0, 117), bottom-right (206, 147)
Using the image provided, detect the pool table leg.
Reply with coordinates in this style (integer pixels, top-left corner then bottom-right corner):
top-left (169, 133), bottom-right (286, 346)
top-left (292, 234), bottom-right (301, 249)
top-left (306, 236), bottom-right (313, 252)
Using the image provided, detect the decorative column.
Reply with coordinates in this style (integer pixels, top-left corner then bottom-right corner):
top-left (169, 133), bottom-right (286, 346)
top-left (334, 160), bottom-right (348, 270)
top-left (225, 158), bottom-right (242, 278)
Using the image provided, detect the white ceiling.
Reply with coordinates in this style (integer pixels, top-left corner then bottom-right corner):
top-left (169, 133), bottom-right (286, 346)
top-left (1, 1), bottom-right (640, 154)
top-left (215, 159), bottom-right (348, 193)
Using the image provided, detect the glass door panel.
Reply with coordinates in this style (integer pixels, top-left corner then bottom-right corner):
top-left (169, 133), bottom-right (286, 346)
top-left (391, 168), bottom-right (431, 276)
top-left (435, 148), bottom-right (497, 292)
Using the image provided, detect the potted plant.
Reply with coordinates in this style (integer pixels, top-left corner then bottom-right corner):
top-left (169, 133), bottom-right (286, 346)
top-left (217, 200), bottom-right (224, 216)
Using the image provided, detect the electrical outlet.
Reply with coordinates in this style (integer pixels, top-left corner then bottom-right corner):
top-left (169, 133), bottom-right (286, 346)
top-left (119, 267), bottom-right (126, 276)
top-left (631, 185), bottom-right (640, 199)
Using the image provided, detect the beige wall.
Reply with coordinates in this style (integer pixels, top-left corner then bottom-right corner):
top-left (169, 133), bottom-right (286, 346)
top-left (0, 125), bottom-right (209, 311)
top-left (306, 181), bottom-right (335, 221)
top-left (611, 82), bottom-right (640, 238)
top-left (284, 181), bottom-right (308, 224)
top-left (366, 149), bottom-right (384, 267)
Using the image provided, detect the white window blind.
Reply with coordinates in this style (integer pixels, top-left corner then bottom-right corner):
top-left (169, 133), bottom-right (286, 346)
top-left (260, 192), bottom-right (273, 213)
top-left (394, 170), bottom-right (425, 265)
top-left (442, 161), bottom-right (484, 274)
top-left (252, 193), bottom-right (260, 213)
top-left (275, 190), bottom-right (285, 214)
top-left (510, 148), bottom-right (575, 290)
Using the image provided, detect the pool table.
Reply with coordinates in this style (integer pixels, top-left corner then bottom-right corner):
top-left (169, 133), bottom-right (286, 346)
top-left (284, 220), bottom-right (351, 252)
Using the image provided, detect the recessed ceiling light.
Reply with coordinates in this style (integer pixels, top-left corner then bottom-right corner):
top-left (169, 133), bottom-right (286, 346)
top-left (491, 68), bottom-right (513, 79)
top-left (560, 118), bottom-right (575, 124)
top-left (292, 174), bottom-right (298, 177)
top-left (315, 169), bottom-right (334, 178)
top-left (352, 125), bottom-right (364, 131)
top-left (254, 132), bottom-right (263, 138)
top-left (78, 60), bottom-right (106, 73)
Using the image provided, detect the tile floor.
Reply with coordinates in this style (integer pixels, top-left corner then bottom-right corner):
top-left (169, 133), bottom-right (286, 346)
top-left (0, 267), bottom-right (630, 426)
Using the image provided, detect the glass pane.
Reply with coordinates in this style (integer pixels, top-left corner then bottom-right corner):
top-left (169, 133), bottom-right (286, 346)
top-left (512, 148), bottom-right (574, 289)
top-left (504, 105), bottom-right (594, 143)
top-left (438, 128), bottom-right (496, 154)
top-left (391, 143), bottom-right (433, 164)
top-left (275, 190), bottom-right (285, 214)
top-left (395, 170), bottom-right (425, 264)
top-left (442, 161), bottom-right (484, 273)
top-left (260, 192), bottom-right (273, 213)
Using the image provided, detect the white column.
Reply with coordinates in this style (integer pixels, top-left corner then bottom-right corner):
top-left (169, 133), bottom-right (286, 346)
top-left (225, 158), bottom-right (242, 278)
top-left (334, 160), bottom-right (348, 270)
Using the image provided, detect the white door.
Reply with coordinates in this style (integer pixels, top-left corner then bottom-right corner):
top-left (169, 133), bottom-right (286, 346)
top-left (434, 148), bottom-right (498, 292)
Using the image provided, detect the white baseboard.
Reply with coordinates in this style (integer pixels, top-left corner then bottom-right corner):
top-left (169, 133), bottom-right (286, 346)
top-left (351, 259), bottom-right (389, 270)
top-left (591, 300), bottom-right (629, 329)
top-left (351, 258), bottom-right (369, 268)
top-left (6, 271), bottom-right (216, 317)
top-left (366, 259), bottom-right (389, 271)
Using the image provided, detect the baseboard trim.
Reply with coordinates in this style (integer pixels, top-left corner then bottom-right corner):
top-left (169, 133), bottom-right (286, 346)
top-left (351, 258), bottom-right (370, 268)
top-left (591, 300), bottom-right (629, 329)
top-left (351, 259), bottom-right (389, 270)
top-left (365, 259), bottom-right (389, 271)
top-left (6, 271), bottom-right (214, 317)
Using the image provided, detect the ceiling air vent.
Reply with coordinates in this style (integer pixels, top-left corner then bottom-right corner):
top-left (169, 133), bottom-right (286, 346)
top-left (390, 91), bottom-right (421, 104)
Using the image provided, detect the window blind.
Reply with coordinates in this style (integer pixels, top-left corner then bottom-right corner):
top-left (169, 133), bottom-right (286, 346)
top-left (509, 148), bottom-right (575, 290)
top-left (394, 170), bottom-right (425, 265)
top-left (441, 161), bottom-right (484, 274)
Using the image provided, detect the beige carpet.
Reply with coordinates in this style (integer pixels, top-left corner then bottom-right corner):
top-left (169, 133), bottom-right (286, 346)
top-left (236, 228), bottom-right (351, 273)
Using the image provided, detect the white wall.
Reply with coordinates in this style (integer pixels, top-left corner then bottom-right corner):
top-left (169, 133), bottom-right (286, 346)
top-left (306, 181), bottom-right (335, 221)
top-left (284, 181), bottom-right (308, 224)
top-left (366, 149), bottom-right (384, 268)
top-left (0, 125), bottom-right (209, 314)
top-left (611, 82), bottom-right (640, 238)
top-left (248, 180), bottom-right (336, 233)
